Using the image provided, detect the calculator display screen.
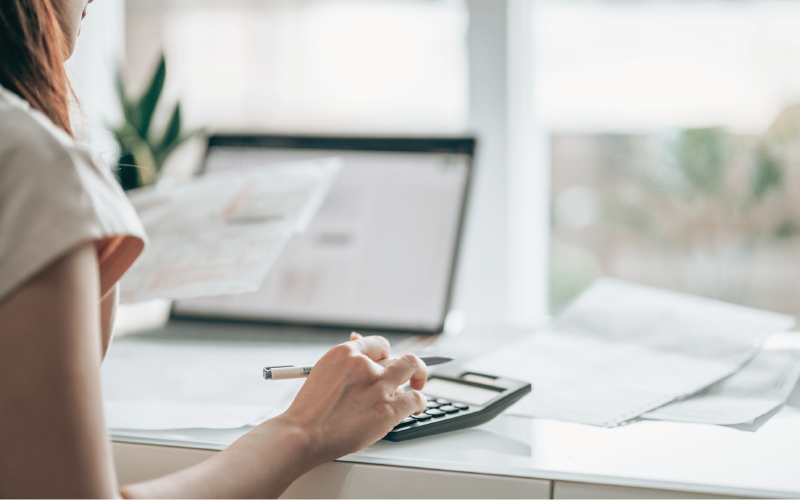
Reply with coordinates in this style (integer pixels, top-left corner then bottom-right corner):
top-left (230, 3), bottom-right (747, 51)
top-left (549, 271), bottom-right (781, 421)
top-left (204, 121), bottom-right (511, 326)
top-left (423, 378), bottom-right (502, 406)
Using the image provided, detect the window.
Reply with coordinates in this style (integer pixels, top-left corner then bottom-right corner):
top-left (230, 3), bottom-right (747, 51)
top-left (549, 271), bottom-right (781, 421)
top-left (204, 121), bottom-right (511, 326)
top-left (540, 0), bottom-right (800, 317)
top-left (125, 0), bottom-right (469, 134)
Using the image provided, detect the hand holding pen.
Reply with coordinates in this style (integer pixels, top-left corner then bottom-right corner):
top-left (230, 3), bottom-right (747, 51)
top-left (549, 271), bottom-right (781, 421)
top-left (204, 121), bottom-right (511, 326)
top-left (274, 332), bottom-right (437, 464)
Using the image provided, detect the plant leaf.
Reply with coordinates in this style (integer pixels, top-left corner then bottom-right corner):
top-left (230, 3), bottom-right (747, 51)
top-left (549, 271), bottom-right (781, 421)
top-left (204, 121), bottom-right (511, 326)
top-left (112, 121), bottom-right (158, 187)
top-left (113, 122), bottom-right (140, 160)
top-left (110, 54), bottom-right (204, 187)
top-left (136, 54), bottom-right (166, 139)
top-left (155, 103), bottom-right (182, 157)
top-left (154, 128), bottom-right (205, 169)
top-left (125, 135), bottom-right (158, 187)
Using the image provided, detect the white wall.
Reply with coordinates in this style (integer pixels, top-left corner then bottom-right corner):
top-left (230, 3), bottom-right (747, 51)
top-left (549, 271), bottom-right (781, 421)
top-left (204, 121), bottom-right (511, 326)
top-left (455, 0), bottom-right (547, 326)
top-left (68, 0), bottom-right (126, 164)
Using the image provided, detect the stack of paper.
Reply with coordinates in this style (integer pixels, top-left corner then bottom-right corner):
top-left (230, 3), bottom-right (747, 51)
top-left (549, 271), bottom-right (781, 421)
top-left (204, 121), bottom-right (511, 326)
top-left (642, 348), bottom-right (800, 425)
top-left (466, 279), bottom-right (795, 427)
top-left (120, 158), bottom-right (340, 303)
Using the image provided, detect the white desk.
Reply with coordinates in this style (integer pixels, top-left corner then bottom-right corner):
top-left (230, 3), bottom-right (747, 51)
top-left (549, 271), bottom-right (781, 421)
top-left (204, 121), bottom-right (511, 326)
top-left (112, 402), bottom-right (800, 498)
top-left (109, 322), bottom-right (800, 498)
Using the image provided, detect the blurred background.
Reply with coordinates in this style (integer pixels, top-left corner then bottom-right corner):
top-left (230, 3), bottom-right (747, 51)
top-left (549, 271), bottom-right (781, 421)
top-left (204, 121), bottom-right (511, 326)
top-left (70, 0), bottom-right (800, 327)
top-left (543, 1), bottom-right (800, 317)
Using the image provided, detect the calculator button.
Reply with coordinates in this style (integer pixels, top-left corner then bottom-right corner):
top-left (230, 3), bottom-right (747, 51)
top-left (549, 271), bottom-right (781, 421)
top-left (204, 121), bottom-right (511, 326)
top-left (438, 405), bottom-right (459, 414)
top-left (425, 401), bottom-right (442, 409)
top-left (412, 413), bottom-right (432, 421)
top-left (453, 403), bottom-right (469, 410)
top-left (425, 408), bottom-right (446, 417)
top-left (435, 399), bottom-right (451, 405)
top-left (394, 417), bottom-right (415, 429)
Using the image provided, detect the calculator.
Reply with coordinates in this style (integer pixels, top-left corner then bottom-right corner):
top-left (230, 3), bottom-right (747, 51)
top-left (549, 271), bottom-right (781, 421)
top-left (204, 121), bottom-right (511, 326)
top-left (383, 367), bottom-right (532, 441)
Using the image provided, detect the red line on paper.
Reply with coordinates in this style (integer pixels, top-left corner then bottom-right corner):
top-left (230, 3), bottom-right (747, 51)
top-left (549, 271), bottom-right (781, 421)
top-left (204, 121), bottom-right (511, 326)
top-left (222, 180), bottom-right (258, 218)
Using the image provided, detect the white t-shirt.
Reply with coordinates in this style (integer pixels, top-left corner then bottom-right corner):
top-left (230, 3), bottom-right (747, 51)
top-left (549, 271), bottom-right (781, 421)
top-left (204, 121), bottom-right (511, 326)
top-left (0, 84), bottom-right (147, 302)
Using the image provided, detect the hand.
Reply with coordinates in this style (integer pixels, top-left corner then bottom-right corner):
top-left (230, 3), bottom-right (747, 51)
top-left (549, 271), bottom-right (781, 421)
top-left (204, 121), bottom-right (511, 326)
top-left (278, 332), bottom-right (428, 464)
top-left (121, 333), bottom-right (428, 498)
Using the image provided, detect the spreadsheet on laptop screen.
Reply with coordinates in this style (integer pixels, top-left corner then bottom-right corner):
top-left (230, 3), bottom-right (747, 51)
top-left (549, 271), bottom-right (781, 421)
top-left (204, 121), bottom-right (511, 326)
top-left (172, 145), bottom-right (470, 332)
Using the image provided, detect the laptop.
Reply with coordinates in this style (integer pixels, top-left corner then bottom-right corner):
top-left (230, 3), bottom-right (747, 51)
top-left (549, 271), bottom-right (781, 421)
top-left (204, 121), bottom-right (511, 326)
top-left (169, 134), bottom-right (475, 336)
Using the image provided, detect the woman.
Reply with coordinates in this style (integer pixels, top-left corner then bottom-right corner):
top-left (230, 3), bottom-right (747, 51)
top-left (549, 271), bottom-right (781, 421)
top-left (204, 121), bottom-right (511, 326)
top-left (0, 0), bottom-right (428, 497)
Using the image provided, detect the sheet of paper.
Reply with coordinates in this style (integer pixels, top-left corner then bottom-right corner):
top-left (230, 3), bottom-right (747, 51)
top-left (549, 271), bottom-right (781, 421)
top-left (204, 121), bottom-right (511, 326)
top-left (466, 279), bottom-right (795, 427)
top-left (104, 401), bottom-right (270, 430)
top-left (642, 349), bottom-right (800, 425)
top-left (101, 336), bottom-right (332, 430)
top-left (119, 158), bottom-right (340, 303)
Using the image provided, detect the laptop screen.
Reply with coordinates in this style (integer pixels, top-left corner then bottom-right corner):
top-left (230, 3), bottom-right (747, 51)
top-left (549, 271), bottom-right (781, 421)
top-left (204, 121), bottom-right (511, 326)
top-left (171, 136), bottom-right (474, 333)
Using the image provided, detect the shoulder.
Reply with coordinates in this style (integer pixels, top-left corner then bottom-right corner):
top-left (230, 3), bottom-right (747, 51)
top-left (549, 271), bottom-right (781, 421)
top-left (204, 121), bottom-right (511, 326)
top-left (0, 89), bottom-right (94, 239)
top-left (0, 84), bottom-right (132, 220)
top-left (0, 86), bottom-right (147, 303)
top-left (0, 87), bottom-right (78, 185)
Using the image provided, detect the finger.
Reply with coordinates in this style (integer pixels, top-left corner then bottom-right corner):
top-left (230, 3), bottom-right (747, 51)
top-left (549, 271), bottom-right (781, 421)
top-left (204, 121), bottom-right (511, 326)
top-left (394, 389), bottom-right (427, 417)
top-left (382, 353), bottom-right (428, 391)
top-left (349, 331), bottom-right (362, 341)
top-left (347, 335), bottom-right (390, 363)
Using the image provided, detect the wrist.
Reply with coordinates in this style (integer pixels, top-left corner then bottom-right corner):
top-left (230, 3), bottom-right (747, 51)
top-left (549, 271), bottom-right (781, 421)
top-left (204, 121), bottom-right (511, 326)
top-left (264, 413), bottom-right (325, 473)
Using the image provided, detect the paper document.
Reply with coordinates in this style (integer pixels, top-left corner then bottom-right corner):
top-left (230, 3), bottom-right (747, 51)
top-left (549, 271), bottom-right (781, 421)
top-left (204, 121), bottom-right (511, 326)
top-left (642, 349), bottom-right (800, 425)
top-left (120, 158), bottom-right (341, 303)
top-left (101, 335), bottom-right (333, 430)
top-left (104, 401), bottom-right (272, 430)
top-left (466, 279), bottom-right (795, 427)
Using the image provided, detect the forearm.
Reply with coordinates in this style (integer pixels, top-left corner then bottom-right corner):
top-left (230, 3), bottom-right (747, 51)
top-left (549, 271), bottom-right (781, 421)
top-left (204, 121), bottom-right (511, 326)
top-left (99, 284), bottom-right (118, 357)
top-left (120, 415), bottom-right (319, 499)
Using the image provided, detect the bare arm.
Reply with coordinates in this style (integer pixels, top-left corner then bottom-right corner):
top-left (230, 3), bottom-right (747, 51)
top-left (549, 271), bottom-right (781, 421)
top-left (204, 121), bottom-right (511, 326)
top-left (0, 242), bottom-right (116, 498)
top-left (0, 243), bottom-right (427, 498)
top-left (100, 283), bottom-right (118, 357)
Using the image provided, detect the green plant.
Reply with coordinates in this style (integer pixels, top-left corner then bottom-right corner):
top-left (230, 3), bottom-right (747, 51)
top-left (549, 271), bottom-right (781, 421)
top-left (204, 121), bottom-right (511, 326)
top-left (605, 110), bottom-right (800, 249)
top-left (549, 105), bottom-right (800, 313)
top-left (113, 53), bottom-right (201, 190)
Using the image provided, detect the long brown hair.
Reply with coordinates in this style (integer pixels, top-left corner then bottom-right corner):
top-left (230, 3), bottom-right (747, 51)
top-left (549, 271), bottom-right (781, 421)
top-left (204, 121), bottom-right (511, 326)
top-left (0, 0), bottom-right (74, 136)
